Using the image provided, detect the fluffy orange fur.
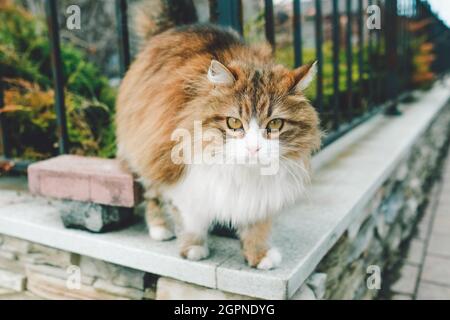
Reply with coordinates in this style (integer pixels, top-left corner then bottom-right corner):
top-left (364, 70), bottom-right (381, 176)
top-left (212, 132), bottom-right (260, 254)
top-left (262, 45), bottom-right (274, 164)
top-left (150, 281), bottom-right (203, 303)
top-left (116, 24), bottom-right (320, 187)
top-left (116, 24), bottom-right (321, 267)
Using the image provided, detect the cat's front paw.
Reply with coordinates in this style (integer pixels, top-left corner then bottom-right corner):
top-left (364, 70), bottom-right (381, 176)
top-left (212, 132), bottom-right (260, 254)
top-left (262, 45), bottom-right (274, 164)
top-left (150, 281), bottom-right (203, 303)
top-left (181, 245), bottom-right (210, 261)
top-left (256, 248), bottom-right (282, 270)
top-left (246, 248), bottom-right (282, 270)
top-left (149, 225), bottom-right (175, 241)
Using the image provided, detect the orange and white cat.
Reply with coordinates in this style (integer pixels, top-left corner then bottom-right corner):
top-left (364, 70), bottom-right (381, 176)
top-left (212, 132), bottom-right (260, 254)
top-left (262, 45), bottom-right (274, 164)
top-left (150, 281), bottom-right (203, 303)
top-left (116, 24), bottom-right (320, 269)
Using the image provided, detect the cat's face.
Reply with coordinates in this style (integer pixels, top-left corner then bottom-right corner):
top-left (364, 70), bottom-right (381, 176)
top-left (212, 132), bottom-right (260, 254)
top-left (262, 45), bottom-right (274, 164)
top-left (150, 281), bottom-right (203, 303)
top-left (190, 60), bottom-right (321, 170)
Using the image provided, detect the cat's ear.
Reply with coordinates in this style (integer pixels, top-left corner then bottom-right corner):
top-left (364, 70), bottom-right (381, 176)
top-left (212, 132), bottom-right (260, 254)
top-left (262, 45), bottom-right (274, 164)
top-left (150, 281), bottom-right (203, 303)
top-left (207, 60), bottom-right (235, 86)
top-left (292, 61), bottom-right (317, 92)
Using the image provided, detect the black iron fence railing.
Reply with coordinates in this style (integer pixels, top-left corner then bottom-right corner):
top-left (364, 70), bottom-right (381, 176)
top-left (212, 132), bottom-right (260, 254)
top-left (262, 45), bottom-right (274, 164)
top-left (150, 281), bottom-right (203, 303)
top-left (1, 0), bottom-right (450, 172)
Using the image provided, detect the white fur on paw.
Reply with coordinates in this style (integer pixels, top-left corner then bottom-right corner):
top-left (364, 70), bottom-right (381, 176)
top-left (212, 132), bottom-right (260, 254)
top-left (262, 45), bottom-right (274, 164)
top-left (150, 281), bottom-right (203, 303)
top-left (185, 245), bottom-right (209, 261)
top-left (257, 248), bottom-right (282, 270)
top-left (149, 225), bottom-right (175, 241)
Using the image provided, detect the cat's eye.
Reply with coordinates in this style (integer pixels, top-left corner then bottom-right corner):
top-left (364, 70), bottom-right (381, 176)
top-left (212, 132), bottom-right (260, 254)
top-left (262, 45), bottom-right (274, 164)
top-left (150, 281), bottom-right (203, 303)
top-left (267, 118), bottom-right (284, 132)
top-left (227, 117), bottom-right (243, 130)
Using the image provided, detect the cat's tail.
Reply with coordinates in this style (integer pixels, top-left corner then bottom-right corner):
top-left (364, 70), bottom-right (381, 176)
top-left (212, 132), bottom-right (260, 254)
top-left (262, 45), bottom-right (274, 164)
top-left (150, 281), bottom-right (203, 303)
top-left (134, 0), bottom-right (198, 40)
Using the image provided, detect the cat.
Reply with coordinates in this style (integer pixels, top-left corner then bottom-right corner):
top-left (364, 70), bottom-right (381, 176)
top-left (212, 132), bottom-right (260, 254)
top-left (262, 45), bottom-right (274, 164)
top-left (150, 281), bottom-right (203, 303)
top-left (116, 23), bottom-right (321, 270)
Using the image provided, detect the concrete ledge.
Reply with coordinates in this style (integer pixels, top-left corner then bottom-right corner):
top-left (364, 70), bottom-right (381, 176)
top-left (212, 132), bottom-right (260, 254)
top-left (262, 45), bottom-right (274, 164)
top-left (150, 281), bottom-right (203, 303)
top-left (1, 79), bottom-right (449, 299)
top-left (28, 155), bottom-right (140, 208)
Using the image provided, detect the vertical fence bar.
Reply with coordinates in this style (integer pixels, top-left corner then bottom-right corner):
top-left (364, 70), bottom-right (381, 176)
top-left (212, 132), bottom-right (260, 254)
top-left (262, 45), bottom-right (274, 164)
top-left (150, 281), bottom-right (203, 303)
top-left (398, 0), bottom-right (403, 92)
top-left (314, 0), bottom-right (323, 113)
top-left (115, 0), bottom-right (131, 77)
top-left (209, 0), bottom-right (219, 23)
top-left (368, 0), bottom-right (374, 110)
top-left (237, 0), bottom-right (243, 35)
top-left (375, 0), bottom-right (382, 104)
top-left (357, 0), bottom-right (364, 93)
top-left (402, 0), bottom-right (407, 91)
top-left (265, 0), bottom-right (276, 49)
top-left (217, 0), bottom-right (243, 34)
top-left (45, 0), bottom-right (69, 154)
top-left (385, 0), bottom-right (400, 115)
top-left (345, 0), bottom-right (353, 120)
top-left (407, 0), bottom-right (413, 88)
top-left (332, 0), bottom-right (340, 128)
top-left (0, 80), bottom-right (11, 158)
top-left (293, 0), bottom-right (303, 67)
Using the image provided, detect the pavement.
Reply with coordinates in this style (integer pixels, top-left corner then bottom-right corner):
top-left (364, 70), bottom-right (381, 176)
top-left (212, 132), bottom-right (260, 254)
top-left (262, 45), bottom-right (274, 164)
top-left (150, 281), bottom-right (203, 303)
top-left (389, 150), bottom-right (450, 300)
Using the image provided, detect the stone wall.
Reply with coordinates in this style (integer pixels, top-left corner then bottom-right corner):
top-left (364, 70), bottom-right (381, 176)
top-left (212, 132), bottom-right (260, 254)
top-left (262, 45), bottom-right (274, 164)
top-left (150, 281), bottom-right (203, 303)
top-left (1, 103), bottom-right (449, 300)
top-left (315, 102), bottom-right (450, 300)
top-left (0, 235), bottom-right (157, 299)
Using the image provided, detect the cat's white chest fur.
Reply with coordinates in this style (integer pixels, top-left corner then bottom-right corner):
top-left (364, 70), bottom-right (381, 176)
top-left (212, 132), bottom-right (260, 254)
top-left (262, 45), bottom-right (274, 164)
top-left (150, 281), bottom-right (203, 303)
top-left (164, 162), bottom-right (308, 229)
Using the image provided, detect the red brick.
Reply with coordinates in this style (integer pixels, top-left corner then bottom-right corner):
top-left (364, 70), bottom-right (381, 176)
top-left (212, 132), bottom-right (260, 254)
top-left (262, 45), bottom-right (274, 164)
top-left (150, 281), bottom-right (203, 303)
top-left (28, 155), bottom-right (141, 207)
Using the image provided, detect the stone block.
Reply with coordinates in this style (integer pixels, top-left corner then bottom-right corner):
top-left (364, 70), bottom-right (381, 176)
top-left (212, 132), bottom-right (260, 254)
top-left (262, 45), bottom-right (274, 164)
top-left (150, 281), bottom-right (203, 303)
top-left (431, 214), bottom-right (450, 236)
top-left (79, 256), bottom-right (145, 290)
top-left (0, 250), bottom-right (16, 260)
top-left (391, 264), bottom-right (419, 295)
top-left (391, 293), bottom-right (412, 300)
top-left (386, 224), bottom-right (403, 251)
top-left (1, 236), bottom-right (30, 254)
top-left (0, 291), bottom-right (43, 300)
top-left (111, 267), bottom-right (146, 291)
top-left (59, 200), bottom-right (135, 233)
top-left (26, 270), bottom-right (126, 300)
top-left (93, 279), bottom-right (144, 300)
top-left (156, 277), bottom-right (253, 300)
top-left (421, 255), bottom-right (450, 287)
top-left (26, 264), bottom-right (95, 286)
top-left (347, 217), bottom-right (375, 263)
top-left (306, 273), bottom-right (327, 300)
top-left (427, 234), bottom-right (450, 258)
top-left (29, 243), bottom-right (79, 268)
top-left (0, 257), bottom-right (25, 274)
top-left (290, 284), bottom-right (317, 300)
top-left (0, 268), bottom-right (26, 291)
top-left (406, 239), bottom-right (425, 265)
top-left (28, 155), bottom-right (141, 207)
top-left (0, 287), bottom-right (16, 295)
top-left (417, 281), bottom-right (450, 300)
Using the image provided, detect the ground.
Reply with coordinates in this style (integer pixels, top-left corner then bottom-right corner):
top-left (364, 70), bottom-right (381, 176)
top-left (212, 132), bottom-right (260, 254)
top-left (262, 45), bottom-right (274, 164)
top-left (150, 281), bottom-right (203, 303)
top-left (388, 151), bottom-right (450, 300)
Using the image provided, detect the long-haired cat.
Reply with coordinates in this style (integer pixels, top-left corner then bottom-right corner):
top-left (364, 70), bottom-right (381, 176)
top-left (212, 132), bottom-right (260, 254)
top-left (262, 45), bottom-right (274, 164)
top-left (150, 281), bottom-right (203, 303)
top-left (116, 23), bottom-right (321, 270)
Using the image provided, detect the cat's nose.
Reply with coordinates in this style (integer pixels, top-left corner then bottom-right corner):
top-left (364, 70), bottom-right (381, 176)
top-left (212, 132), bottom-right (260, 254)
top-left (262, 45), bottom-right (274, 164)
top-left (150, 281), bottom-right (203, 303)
top-left (246, 145), bottom-right (261, 156)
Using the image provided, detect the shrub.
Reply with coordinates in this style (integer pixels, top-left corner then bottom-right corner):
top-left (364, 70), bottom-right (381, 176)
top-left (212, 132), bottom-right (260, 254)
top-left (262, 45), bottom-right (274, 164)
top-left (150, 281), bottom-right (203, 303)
top-left (0, 2), bottom-right (116, 160)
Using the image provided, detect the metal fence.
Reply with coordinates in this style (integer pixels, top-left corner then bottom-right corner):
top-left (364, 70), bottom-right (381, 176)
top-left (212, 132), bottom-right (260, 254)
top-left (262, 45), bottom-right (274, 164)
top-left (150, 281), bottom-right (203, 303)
top-left (1, 0), bottom-right (450, 171)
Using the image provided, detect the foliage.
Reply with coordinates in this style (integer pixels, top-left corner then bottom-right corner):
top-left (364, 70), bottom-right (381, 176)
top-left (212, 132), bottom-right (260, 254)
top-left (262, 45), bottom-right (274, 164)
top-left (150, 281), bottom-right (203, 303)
top-left (0, 2), bottom-right (116, 160)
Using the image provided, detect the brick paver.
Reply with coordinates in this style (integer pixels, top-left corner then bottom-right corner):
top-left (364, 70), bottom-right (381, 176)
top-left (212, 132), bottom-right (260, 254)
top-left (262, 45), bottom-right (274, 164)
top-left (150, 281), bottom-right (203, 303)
top-left (391, 151), bottom-right (450, 299)
top-left (28, 155), bottom-right (141, 207)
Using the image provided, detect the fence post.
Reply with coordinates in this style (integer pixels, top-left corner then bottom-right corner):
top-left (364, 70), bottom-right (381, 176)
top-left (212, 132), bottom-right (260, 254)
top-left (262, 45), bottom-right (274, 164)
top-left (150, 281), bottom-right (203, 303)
top-left (265, 0), bottom-right (276, 50)
top-left (384, 0), bottom-right (401, 115)
top-left (217, 0), bottom-right (243, 34)
top-left (293, 0), bottom-right (303, 67)
top-left (332, 0), bottom-right (340, 128)
top-left (45, 0), bottom-right (69, 154)
top-left (0, 80), bottom-right (11, 158)
top-left (314, 0), bottom-right (323, 113)
top-left (209, 0), bottom-right (219, 23)
top-left (115, 0), bottom-right (131, 77)
top-left (345, 0), bottom-right (353, 120)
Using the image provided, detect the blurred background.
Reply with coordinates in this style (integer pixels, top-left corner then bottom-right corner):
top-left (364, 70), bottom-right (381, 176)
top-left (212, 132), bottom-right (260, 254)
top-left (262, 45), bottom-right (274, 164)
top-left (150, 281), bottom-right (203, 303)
top-left (1, 0), bottom-right (449, 170)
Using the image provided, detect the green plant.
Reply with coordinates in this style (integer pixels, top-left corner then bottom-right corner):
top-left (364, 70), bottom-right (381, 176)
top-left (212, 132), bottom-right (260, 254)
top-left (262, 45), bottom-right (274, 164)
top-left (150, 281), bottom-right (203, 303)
top-left (0, 2), bottom-right (116, 160)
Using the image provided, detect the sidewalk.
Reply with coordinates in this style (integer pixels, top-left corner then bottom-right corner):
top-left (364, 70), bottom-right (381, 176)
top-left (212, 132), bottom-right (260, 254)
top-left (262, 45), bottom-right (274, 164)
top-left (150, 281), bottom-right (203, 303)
top-left (390, 150), bottom-right (450, 299)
